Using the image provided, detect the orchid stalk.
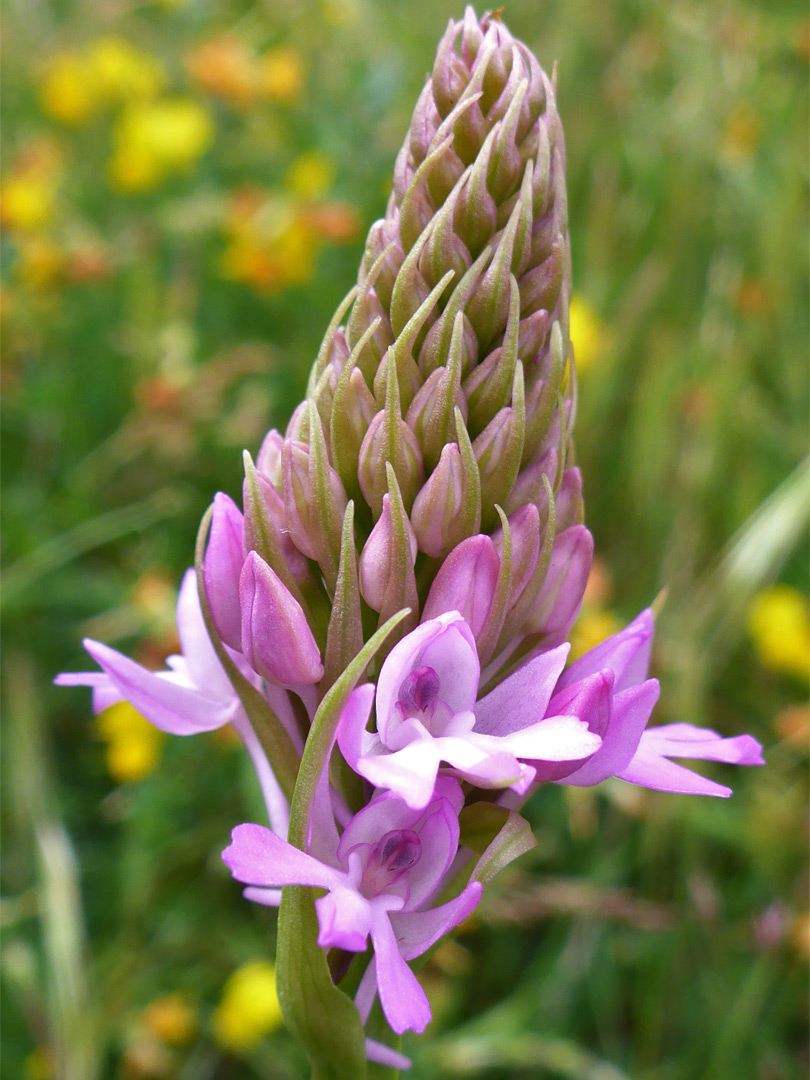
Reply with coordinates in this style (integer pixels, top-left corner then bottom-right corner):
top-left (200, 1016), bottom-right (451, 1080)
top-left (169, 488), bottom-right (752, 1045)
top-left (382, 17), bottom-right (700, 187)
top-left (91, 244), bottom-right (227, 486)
top-left (58, 8), bottom-right (763, 1076)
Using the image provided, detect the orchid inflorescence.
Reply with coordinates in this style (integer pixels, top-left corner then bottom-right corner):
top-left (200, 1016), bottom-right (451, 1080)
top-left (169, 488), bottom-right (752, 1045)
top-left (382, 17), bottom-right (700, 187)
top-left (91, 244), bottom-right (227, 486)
top-left (58, 9), bottom-right (762, 1073)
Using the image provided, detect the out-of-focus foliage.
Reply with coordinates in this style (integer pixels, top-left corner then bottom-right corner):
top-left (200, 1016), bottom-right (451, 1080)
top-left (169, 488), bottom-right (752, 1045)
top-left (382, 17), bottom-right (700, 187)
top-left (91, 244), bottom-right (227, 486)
top-left (1, 1), bottom-right (807, 1078)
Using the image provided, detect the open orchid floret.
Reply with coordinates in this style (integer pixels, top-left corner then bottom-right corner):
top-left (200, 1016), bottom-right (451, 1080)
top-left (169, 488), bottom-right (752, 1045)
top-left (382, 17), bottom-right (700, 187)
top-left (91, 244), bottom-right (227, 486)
top-left (222, 777), bottom-right (481, 1036)
top-left (54, 569), bottom-right (243, 734)
top-left (338, 611), bottom-right (604, 810)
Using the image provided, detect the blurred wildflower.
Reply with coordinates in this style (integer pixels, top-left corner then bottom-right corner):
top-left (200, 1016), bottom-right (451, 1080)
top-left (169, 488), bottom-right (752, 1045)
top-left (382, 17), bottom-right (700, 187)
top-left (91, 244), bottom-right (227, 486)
top-left (87, 37), bottom-right (164, 103)
top-left (185, 35), bottom-right (256, 107)
top-left (302, 201), bottom-right (361, 243)
top-left (0, 139), bottom-right (63, 233)
top-left (286, 150), bottom-right (335, 200)
top-left (23, 1047), bottom-right (54, 1080)
top-left (219, 184), bottom-right (355, 293)
top-left (142, 993), bottom-right (197, 1046)
top-left (15, 237), bottom-right (64, 290)
top-left (258, 47), bottom-right (304, 104)
top-left (212, 960), bottom-right (283, 1050)
top-left (569, 293), bottom-right (606, 375)
top-left (773, 703), bottom-right (810, 749)
top-left (108, 99), bottom-right (214, 193)
top-left (735, 277), bottom-right (772, 315)
top-left (569, 558), bottom-right (622, 659)
top-left (721, 104), bottom-right (761, 164)
top-left (38, 52), bottom-right (97, 125)
top-left (748, 584), bottom-right (810, 681)
top-left (570, 608), bottom-right (624, 660)
top-left (64, 243), bottom-right (112, 285)
top-left (96, 701), bottom-right (165, 783)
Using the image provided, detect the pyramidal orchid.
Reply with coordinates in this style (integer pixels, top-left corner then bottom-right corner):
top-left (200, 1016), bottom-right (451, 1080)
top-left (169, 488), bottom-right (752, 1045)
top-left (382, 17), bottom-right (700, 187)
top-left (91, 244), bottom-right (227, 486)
top-left (58, 8), bottom-right (763, 1074)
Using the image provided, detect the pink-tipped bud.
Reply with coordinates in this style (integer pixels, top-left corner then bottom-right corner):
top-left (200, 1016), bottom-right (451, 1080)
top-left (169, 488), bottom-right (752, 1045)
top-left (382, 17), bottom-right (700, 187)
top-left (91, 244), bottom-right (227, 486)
top-left (203, 493), bottom-right (245, 651)
top-left (243, 469), bottom-right (310, 582)
top-left (239, 551), bottom-right (323, 687)
top-left (282, 439), bottom-right (347, 563)
top-left (357, 411), bottom-right (425, 517)
top-left (525, 525), bottom-right (593, 637)
top-left (256, 429), bottom-right (284, 487)
top-left (410, 442), bottom-right (479, 558)
top-left (422, 535), bottom-right (500, 638)
top-left (359, 493), bottom-right (418, 613)
top-left (553, 467), bottom-right (584, 533)
top-left (493, 503), bottom-right (541, 608)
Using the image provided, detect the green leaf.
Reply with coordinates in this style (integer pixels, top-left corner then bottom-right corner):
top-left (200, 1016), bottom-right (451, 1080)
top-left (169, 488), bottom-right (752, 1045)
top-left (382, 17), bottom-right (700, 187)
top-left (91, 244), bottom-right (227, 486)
top-left (277, 607), bottom-right (411, 1080)
top-left (460, 802), bottom-right (537, 889)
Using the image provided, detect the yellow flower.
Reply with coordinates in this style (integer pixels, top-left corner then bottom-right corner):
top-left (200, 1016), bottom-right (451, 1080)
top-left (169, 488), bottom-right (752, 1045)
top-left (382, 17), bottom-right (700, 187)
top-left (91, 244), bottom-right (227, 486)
top-left (0, 176), bottom-right (54, 232)
top-left (212, 961), bottom-right (283, 1050)
top-left (569, 608), bottom-right (624, 661)
top-left (15, 237), bottom-right (64, 290)
top-left (569, 293), bottom-right (605, 375)
top-left (87, 37), bottom-right (165, 102)
top-left (219, 237), bottom-right (281, 292)
top-left (748, 585), bottom-right (810, 681)
top-left (38, 52), bottom-right (97, 125)
top-left (142, 993), bottom-right (196, 1046)
top-left (258, 47), bottom-right (304, 104)
top-left (274, 218), bottom-right (318, 287)
top-left (96, 701), bottom-right (164, 783)
top-left (109, 99), bottom-right (215, 192)
top-left (286, 151), bottom-right (335, 200)
top-left (107, 144), bottom-right (163, 193)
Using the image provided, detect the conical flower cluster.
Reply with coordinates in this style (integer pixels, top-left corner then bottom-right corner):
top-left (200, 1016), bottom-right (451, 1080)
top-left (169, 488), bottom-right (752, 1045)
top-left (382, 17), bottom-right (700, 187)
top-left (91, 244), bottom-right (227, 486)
top-left (59, 10), bottom-right (762, 1074)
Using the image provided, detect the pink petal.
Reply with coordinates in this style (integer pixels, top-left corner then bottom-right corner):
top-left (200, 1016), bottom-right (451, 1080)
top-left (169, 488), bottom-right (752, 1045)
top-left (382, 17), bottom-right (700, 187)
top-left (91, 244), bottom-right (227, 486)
top-left (336, 683), bottom-right (377, 771)
top-left (502, 715), bottom-right (602, 762)
top-left (392, 882), bottom-right (482, 961)
top-left (558, 608), bottom-right (654, 693)
top-left (81, 639), bottom-right (230, 734)
top-left (619, 751), bottom-right (732, 797)
top-left (474, 643), bottom-right (569, 736)
top-left (370, 910), bottom-right (432, 1035)
top-left (561, 679), bottom-right (660, 787)
top-left (175, 569), bottom-right (233, 702)
top-left (638, 724), bottom-right (764, 765)
top-left (222, 823), bottom-right (342, 891)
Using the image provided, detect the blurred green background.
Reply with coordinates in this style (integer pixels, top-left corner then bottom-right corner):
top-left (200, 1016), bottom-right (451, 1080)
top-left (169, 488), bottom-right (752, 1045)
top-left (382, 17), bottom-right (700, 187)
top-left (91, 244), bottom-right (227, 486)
top-left (2, 0), bottom-right (808, 1077)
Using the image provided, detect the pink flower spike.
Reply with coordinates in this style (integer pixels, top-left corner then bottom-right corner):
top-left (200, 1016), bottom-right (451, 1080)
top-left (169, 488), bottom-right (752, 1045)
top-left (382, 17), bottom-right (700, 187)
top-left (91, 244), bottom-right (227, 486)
top-left (239, 551), bottom-right (324, 687)
top-left (203, 492), bottom-right (245, 651)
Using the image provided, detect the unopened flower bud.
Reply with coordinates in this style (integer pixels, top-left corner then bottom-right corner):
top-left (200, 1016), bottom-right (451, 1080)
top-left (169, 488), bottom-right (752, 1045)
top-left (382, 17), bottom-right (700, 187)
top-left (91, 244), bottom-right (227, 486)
top-left (203, 492), bottom-right (244, 651)
top-left (525, 524), bottom-right (593, 638)
top-left (240, 551), bottom-right (323, 687)
top-left (422, 534), bottom-right (499, 637)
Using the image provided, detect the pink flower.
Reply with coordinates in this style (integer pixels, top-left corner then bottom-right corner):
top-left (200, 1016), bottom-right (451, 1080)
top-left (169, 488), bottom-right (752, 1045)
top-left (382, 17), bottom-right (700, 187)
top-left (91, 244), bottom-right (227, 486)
top-left (222, 777), bottom-right (480, 1035)
top-left (338, 612), bottom-right (602, 810)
